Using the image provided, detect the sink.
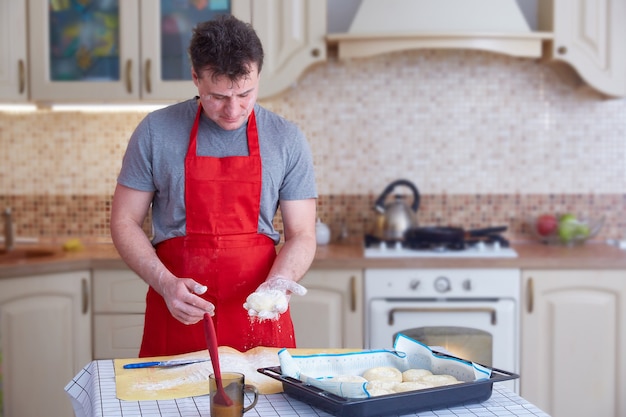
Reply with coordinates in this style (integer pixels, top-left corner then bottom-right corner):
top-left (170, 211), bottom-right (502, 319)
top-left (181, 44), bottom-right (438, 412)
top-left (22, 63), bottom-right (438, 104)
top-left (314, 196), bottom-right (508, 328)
top-left (0, 248), bottom-right (58, 262)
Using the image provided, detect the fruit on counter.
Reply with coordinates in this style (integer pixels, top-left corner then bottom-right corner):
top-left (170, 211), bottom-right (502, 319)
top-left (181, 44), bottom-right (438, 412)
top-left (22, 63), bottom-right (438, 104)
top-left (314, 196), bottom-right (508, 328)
top-left (557, 213), bottom-right (590, 243)
top-left (62, 238), bottom-right (84, 252)
top-left (535, 214), bottom-right (558, 236)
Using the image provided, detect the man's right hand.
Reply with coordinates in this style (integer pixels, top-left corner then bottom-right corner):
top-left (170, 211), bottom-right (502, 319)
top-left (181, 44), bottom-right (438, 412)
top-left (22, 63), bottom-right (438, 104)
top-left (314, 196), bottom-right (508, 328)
top-left (159, 277), bottom-right (215, 325)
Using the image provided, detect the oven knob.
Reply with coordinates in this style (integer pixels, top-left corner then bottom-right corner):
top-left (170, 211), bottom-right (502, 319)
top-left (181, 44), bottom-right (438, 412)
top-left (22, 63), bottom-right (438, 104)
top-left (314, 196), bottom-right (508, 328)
top-left (409, 279), bottom-right (420, 290)
top-left (462, 279), bottom-right (472, 291)
top-left (434, 276), bottom-right (451, 293)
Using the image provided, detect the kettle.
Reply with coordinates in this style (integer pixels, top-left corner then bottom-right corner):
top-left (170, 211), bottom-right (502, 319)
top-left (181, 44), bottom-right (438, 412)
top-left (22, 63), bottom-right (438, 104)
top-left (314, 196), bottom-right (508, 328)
top-left (373, 179), bottom-right (420, 240)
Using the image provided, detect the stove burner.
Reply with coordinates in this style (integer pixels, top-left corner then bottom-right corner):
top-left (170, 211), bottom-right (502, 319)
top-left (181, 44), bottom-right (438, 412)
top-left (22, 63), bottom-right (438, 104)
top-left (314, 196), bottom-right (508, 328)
top-left (364, 227), bottom-right (510, 252)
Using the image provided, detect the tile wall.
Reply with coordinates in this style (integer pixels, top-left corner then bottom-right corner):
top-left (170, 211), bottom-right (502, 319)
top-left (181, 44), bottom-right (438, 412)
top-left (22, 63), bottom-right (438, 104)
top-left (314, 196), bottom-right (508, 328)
top-left (1, 50), bottom-right (625, 243)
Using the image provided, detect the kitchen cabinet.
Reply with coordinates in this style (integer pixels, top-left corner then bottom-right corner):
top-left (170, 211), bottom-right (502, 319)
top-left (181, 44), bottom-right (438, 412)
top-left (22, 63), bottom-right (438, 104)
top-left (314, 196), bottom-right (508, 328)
top-left (290, 269), bottom-right (363, 349)
top-left (0, 0), bottom-right (28, 101)
top-left (540, 0), bottom-right (626, 97)
top-left (92, 266), bottom-right (361, 357)
top-left (246, 0), bottom-right (327, 99)
top-left (92, 268), bottom-right (147, 359)
top-left (0, 270), bottom-right (91, 417)
top-left (520, 269), bottom-right (626, 417)
top-left (27, 0), bottom-right (326, 103)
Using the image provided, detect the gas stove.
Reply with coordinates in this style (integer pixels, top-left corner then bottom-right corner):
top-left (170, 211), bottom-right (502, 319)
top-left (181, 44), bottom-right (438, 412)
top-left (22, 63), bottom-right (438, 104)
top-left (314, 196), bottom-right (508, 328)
top-left (363, 233), bottom-right (518, 258)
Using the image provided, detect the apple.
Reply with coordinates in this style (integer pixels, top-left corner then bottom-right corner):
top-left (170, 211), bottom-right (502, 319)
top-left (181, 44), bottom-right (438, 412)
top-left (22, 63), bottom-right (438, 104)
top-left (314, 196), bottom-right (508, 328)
top-left (557, 213), bottom-right (589, 243)
top-left (558, 217), bottom-right (578, 243)
top-left (535, 214), bottom-right (558, 236)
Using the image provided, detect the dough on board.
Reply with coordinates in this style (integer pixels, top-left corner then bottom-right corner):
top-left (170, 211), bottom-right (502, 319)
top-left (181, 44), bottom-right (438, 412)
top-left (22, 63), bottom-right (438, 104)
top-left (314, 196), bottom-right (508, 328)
top-left (362, 366), bottom-right (403, 382)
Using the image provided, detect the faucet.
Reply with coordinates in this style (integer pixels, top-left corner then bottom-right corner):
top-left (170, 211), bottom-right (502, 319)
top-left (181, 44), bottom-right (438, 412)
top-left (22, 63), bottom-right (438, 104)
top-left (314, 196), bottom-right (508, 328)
top-left (3, 207), bottom-right (14, 251)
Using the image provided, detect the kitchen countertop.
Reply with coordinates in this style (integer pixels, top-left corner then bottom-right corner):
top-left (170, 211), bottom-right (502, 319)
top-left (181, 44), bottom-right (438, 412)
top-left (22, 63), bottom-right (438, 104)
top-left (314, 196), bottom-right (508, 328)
top-left (65, 359), bottom-right (550, 417)
top-left (3, 239), bottom-right (626, 278)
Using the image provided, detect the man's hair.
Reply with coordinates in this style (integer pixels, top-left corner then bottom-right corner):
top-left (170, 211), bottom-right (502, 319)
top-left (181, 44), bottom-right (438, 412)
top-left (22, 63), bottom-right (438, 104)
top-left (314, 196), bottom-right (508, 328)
top-left (188, 14), bottom-right (264, 82)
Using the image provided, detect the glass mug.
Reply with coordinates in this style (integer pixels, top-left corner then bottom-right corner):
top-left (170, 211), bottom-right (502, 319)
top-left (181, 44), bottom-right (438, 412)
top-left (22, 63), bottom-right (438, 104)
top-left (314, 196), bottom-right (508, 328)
top-left (209, 372), bottom-right (259, 417)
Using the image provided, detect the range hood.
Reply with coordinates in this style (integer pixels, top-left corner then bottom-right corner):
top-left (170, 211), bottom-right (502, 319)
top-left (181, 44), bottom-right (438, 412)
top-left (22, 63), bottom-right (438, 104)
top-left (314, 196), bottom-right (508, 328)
top-left (326, 0), bottom-right (553, 59)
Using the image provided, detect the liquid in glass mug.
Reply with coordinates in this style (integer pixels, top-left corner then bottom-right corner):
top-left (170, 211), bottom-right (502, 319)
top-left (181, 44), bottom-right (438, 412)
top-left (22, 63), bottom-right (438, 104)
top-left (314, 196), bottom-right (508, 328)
top-left (209, 372), bottom-right (259, 417)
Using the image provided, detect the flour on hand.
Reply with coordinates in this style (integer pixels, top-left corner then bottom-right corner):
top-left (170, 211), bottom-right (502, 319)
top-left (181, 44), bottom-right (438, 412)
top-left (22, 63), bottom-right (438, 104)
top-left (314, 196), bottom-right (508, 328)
top-left (243, 289), bottom-right (288, 321)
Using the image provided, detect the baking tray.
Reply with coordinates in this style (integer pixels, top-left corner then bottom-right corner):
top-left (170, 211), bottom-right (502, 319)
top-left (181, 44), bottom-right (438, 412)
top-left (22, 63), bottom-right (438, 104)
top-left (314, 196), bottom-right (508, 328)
top-left (258, 363), bottom-right (519, 417)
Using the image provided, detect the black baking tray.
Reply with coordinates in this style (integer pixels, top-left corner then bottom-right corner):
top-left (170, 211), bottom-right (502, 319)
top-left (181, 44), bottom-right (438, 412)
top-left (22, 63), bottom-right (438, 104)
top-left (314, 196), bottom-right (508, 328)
top-left (258, 363), bottom-right (519, 417)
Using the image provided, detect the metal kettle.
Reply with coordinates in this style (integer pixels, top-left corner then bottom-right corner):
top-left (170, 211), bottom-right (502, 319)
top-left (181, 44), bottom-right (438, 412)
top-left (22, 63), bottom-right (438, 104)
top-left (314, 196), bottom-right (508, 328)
top-left (373, 179), bottom-right (420, 240)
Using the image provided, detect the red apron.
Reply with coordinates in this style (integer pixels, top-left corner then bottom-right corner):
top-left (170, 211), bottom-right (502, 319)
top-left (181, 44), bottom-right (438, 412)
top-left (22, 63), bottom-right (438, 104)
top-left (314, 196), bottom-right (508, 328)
top-left (139, 104), bottom-right (296, 357)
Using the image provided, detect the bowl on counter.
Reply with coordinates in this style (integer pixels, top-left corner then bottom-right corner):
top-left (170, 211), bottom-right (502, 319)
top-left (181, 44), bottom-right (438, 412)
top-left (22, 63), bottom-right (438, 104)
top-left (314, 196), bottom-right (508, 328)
top-left (528, 214), bottom-right (604, 246)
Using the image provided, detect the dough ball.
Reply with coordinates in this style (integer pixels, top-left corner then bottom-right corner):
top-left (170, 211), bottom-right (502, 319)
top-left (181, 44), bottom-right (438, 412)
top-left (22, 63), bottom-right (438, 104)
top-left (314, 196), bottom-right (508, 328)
top-left (366, 388), bottom-right (394, 397)
top-left (362, 366), bottom-right (402, 382)
top-left (332, 374), bottom-right (367, 383)
top-left (402, 369), bottom-right (432, 382)
top-left (244, 290), bottom-right (288, 313)
top-left (393, 381), bottom-right (434, 392)
top-left (366, 380), bottom-right (399, 391)
top-left (420, 374), bottom-right (459, 386)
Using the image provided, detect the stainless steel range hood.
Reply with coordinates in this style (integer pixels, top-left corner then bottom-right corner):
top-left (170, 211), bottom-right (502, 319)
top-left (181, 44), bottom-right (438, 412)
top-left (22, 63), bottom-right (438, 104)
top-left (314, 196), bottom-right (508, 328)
top-left (326, 0), bottom-right (553, 59)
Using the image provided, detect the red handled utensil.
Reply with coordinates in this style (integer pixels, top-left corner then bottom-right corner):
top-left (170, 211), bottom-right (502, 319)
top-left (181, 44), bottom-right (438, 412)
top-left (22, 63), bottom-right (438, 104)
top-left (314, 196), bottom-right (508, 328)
top-left (203, 312), bottom-right (233, 406)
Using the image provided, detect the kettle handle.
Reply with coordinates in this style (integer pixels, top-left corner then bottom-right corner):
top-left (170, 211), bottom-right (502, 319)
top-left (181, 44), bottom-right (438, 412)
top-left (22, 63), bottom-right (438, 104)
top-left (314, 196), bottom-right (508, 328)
top-left (374, 179), bottom-right (420, 213)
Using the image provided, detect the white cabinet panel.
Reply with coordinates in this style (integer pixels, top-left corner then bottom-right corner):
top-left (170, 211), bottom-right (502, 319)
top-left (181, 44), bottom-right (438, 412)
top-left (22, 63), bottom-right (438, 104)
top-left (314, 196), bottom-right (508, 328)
top-left (550, 0), bottom-right (626, 96)
top-left (521, 269), bottom-right (626, 417)
top-left (92, 268), bottom-right (147, 359)
top-left (0, 271), bottom-right (91, 417)
top-left (290, 269), bottom-right (363, 349)
top-left (93, 269), bottom-right (147, 313)
top-left (0, 0), bottom-right (28, 101)
top-left (93, 314), bottom-right (145, 359)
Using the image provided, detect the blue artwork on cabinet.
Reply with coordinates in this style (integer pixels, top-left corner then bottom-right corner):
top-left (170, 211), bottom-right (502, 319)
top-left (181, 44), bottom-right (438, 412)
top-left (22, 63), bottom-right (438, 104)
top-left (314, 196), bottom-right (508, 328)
top-left (49, 0), bottom-right (120, 82)
top-left (160, 0), bottom-right (232, 80)
top-left (47, 0), bottom-right (231, 83)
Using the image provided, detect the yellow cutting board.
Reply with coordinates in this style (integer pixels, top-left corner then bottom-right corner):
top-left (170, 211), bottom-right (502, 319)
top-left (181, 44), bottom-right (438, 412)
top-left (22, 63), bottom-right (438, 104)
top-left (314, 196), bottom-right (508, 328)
top-left (115, 347), bottom-right (358, 401)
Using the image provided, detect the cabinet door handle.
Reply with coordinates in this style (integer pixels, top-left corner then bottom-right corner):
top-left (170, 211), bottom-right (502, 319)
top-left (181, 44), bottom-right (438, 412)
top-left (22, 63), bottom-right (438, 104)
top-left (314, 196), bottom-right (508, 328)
top-left (125, 59), bottom-right (133, 93)
top-left (18, 60), bottom-right (25, 94)
top-left (388, 307), bottom-right (496, 326)
top-left (349, 275), bottom-right (357, 312)
top-left (145, 59), bottom-right (152, 94)
top-left (526, 277), bottom-right (534, 314)
top-left (82, 278), bottom-right (89, 315)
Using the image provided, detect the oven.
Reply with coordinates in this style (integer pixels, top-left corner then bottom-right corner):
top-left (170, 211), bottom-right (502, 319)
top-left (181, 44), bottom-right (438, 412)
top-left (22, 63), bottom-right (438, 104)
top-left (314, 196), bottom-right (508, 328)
top-left (364, 268), bottom-right (520, 392)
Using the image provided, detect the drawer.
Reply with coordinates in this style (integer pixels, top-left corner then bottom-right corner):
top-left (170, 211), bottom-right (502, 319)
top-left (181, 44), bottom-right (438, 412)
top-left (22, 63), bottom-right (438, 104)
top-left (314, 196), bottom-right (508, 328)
top-left (93, 314), bottom-right (144, 359)
top-left (93, 269), bottom-right (148, 313)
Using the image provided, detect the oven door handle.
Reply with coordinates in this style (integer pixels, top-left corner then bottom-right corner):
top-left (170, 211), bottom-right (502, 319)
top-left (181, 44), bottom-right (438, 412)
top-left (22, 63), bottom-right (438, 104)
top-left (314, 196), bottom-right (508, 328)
top-left (388, 307), bottom-right (497, 326)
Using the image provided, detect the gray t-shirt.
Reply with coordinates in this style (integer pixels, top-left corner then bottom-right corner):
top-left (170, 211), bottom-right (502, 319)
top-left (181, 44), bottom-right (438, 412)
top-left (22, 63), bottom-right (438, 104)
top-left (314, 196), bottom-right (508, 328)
top-left (117, 98), bottom-right (317, 245)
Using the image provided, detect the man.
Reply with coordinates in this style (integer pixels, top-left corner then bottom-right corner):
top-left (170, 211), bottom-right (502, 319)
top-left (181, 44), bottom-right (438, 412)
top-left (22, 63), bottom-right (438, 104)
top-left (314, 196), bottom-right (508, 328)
top-left (110, 14), bottom-right (317, 356)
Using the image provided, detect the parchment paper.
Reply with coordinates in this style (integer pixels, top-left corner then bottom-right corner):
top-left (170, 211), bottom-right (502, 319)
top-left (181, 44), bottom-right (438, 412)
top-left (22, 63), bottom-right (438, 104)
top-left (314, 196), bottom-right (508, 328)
top-left (115, 347), bottom-right (357, 401)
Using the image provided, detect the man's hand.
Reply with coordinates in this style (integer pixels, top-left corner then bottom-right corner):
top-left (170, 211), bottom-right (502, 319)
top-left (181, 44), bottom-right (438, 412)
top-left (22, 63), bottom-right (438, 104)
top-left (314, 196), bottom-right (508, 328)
top-left (159, 277), bottom-right (215, 325)
top-left (243, 276), bottom-right (307, 321)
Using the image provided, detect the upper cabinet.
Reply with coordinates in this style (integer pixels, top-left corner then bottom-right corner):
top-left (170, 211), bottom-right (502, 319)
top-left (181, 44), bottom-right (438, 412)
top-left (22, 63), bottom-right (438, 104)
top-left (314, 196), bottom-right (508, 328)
top-left (326, 0), bottom-right (552, 59)
top-left (27, 0), bottom-right (326, 103)
top-left (29, 0), bottom-right (139, 102)
top-left (327, 0), bottom-right (626, 98)
top-left (245, 0), bottom-right (327, 99)
top-left (0, 0), bottom-right (28, 102)
top-left (540, 0), bottom-right (626, 97)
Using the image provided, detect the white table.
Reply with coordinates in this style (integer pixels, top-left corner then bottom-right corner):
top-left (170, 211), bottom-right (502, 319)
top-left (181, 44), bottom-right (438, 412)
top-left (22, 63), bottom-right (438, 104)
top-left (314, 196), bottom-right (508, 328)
top-left (65, 360), bottom-right (551, 417)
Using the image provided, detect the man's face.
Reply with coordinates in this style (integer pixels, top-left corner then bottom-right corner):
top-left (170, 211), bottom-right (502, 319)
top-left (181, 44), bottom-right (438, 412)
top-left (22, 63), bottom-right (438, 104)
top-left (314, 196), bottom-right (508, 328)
top-left (192, 64), bottom-right (260, 131)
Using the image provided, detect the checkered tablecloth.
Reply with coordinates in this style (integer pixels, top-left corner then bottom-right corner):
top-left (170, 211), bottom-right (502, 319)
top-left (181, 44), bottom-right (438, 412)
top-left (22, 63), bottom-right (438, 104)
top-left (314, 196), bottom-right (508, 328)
top-left (65, 360), bottom-right (551, 417)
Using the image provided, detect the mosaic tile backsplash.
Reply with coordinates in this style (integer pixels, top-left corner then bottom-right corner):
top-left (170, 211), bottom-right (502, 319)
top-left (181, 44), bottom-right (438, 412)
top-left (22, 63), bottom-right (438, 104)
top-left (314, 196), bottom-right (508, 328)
top-left (1, 50), bottom-right (625, 242)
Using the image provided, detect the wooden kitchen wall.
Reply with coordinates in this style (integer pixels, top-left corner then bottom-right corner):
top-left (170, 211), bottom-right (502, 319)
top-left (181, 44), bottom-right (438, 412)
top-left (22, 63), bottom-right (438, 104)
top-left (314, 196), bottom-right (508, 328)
top-left (1, 50), bottom-right (625, 242)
